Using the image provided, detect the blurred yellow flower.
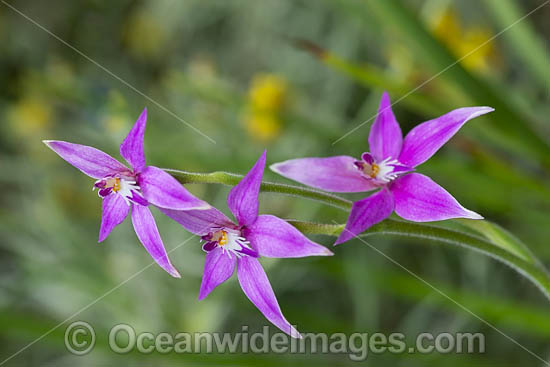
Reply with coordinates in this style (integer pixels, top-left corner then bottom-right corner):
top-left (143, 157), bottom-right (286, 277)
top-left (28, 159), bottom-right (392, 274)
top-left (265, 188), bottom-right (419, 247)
top-left (386, 44), bottom-right (417, 82)
top-left (430, 8), bottom-right (495, 73)
top-left (8, 97), bottom-right (53, 137)
top-left (123, 11), bottom-right (166, 60)
top-left (244, 113), bottom-right (282, 143)
top-left (248, 74), bottom-right (287, 112)
top-left (244, 74), bottom-right (287, 143)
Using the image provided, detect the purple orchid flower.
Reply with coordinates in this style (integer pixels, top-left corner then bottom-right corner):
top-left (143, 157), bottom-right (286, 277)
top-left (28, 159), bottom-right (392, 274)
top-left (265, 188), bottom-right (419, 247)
top-left (161, 151), bottom-right (332, 337)
top-left (271, 92), bottom-right (494, 245)
top-left (43, 108), bottom-right (210, 277)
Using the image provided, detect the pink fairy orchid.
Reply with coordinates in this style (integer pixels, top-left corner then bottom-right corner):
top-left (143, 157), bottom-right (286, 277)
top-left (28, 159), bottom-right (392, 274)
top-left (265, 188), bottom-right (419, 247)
top-left (271, 92), bottom-right (493, 245)
top-left (162, 151), bottom-right (332, 337)
top-left (43, 108), bottom-right (210, 277)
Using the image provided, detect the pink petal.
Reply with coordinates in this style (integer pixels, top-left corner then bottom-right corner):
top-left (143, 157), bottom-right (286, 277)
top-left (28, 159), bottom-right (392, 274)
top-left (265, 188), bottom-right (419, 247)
top-left (43, 140), bottom-right (129, 179)
top-left (120, 108), bottom-right (147, 172)
top-left (139, 166), bottom-right (210, 211)
top-left (247, 215), bottom-right (333, 258)
top-left (270, 156), bottom-right (376, 193)
top-left (335, 189), bottom-right (394, 245)
top-left (227, 151), bottom-right (266, 227)
top-left (237, 256), bottom-right (301, 338)
top-left (391, 173), bottom-right (483, 222)
top-left (368, 92), bottom-right (403, 161)
top-left (399, 107), bottom-right (494, 167)
top-left (199, 247), bottom-right (236, 300)
top-left (131, 204), bottom-right (181, 278)
top-left (160, 207), bottom-right (234, 236)
top-left (99, 194), bottom-right (129, 242)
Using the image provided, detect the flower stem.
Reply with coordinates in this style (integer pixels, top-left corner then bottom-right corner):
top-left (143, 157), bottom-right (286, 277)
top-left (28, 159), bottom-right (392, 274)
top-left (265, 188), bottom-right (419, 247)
top-left (166, 169), bottom-right (353, 210)
top-left (289, 219), bottom-right (550, 301)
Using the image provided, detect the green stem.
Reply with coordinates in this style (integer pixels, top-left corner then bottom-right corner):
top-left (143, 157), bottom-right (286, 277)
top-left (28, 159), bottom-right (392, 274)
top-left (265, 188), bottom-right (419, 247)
top-left (289, 219), bottom-right (550, 300)
top-left (167, 169), bottom-right (352, 210)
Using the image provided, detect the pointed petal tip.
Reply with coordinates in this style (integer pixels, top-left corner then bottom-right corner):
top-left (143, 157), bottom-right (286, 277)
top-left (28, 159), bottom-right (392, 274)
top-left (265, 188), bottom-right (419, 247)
top-left (42, 140), bottom-right (58, 149)
top-left (139, 107), bottom-right (148, 121)
top-left (195, 202), bottom-right (213, 211)
top-left (333, 238), bottom-right (346, 246)
top-left (269, 162), bottom-right (282, 174)
top-left (259, 149), bottom-right (267, 164)
top-left (333, 231), bottom-right (352, 246)
top-left (470, 106), bottom-right (495, 118)
top-left (98, 228), bottom-right (110, 243)
top-left (284, 324), bottom-right (302, 339)
top-left (174, 201), bottom-right (213, 211)
top-left (291, 330), bottom-right (303, 339)
top-left (319, 246), bottom-right (335, 255)
top-left (169, 269), bottom-right (181, 278)
top-left (163, 261), bottom-right (181, 278)
top-left (464, 210), bottom-right (484, 220)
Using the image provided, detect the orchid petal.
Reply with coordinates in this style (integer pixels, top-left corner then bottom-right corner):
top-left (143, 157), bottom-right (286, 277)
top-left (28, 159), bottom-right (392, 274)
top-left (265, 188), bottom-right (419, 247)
top-left (139, 166), bottom-right (210, 211)
top-left (198, 247), bottom-right (236, 300)
top-left (120, 108), bottom-right (147, 172)
top-left (391, 173), bottom-right (483, 222)
top-left (270, 156), bottom-right (376, 193)
top-left (130, 191), bottom-right (149, 207)
top-left (131, 204), bottom-right (181, 278)
top-left (43, 140), bottom-right (129, 179)
top-left (227, 150), bottom-right (265, 226)
top-left (99, 194), bottom-right (129, 242)
top-left (335, 189), bottom-right (394, 245)
top-left (247, 215), bottom-right (333, 258)
top-left (368, 91), bottom-right (403, 161)
top-left (160, 207), bottom-right (234, 236)
top-left (399, 107), bottom-right (494, 167)
top-left (237, 256), bottom-right (301, 338)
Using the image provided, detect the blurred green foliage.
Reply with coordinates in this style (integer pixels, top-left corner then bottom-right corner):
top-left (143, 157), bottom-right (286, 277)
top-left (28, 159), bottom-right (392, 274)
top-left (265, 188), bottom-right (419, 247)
top-left (0, 0), bottom-right (548, 365)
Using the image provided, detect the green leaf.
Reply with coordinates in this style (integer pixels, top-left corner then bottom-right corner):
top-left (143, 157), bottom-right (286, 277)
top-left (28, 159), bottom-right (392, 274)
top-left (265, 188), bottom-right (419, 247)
top-left (333, 0), bottom-right (549, 162)
top-left (455, 218), bottom-right (542, 265)
top-left (291, 39), bottom-right (445, 116)
top-left (292, 219), bottom-right (550, 301)
top-left (482, 0), bottom-right (549, 87)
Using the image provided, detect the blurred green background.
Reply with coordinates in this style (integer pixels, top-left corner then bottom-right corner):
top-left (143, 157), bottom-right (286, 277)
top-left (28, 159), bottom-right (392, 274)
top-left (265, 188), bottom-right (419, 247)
top-left (1, 0), bottom-right (549, 365)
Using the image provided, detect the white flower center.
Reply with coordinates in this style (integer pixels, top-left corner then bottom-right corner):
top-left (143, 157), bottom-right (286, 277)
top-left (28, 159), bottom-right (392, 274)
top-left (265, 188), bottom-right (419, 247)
top-left (94, 176), bottom-right (144, 206)
top-left (360, 157), bottom-right (402, 184)
top-left (212, 229), bottom-right (253, 259)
